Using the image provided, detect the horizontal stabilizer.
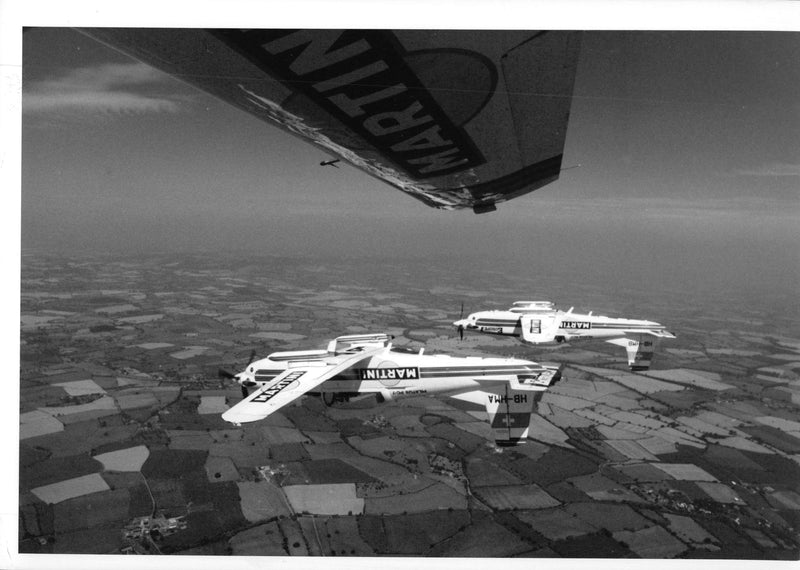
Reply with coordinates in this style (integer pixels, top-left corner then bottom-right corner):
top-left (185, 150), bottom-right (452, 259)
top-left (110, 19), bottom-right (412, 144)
top-left (510, 364), bottom-right (563, 390)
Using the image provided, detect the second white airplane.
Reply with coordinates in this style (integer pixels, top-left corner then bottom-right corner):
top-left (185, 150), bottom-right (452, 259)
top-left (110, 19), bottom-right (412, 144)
top-left (454, 301), bottom-right (675, 370)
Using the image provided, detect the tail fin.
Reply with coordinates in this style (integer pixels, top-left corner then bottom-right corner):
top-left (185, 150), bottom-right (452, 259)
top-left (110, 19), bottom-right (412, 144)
top-left (607, 335), bottom-right (655, 370)
top-left (485, 384), bottom-right (536, 446)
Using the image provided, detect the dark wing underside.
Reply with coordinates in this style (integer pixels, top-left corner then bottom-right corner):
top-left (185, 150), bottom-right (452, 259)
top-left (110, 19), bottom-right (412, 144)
top-left (79, 28), bottom-right (581, 213)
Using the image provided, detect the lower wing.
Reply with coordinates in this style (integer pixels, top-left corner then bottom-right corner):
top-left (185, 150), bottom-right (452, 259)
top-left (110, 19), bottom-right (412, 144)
top-left (222, 347), bottom-right (381, 424)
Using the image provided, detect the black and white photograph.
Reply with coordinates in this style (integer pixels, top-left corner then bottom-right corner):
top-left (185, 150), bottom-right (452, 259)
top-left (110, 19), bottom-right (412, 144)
top-left (4, 1), bottom-right (800, 567)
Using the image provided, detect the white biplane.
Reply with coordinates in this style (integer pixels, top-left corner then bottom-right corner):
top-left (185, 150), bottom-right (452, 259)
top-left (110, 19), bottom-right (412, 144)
top-left (219, 333), bottom-right (562, 447)
top-left (454, 301), bottom-right (675, 370)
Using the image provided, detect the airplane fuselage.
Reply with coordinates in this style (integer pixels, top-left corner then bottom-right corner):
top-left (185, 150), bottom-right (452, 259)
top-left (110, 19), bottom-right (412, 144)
top-left (456, 304), bottom-right (670, 344)
top-left (241, 347), bottom-right (559, 402)
top-left (453, 302), bottom-right (675, 370)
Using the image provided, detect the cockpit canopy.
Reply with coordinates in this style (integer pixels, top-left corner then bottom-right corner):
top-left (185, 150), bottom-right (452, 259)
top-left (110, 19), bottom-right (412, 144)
top-left (508, 301), bottom-right (555, 314)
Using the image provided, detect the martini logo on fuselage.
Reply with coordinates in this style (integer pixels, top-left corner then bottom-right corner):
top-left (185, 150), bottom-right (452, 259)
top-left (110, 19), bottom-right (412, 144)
top-left (220, 29), bottom-right (485, 179)
top-left (360, 367), bottom-right (419, 380)
top-left (561, 321), bottom-right (591, 329)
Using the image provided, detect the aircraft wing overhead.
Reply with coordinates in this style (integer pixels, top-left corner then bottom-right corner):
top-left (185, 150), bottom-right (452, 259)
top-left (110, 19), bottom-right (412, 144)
top-left (78, 28), bottom-right (581, 214)
top-left (221, 347), bottom-right (381, 424)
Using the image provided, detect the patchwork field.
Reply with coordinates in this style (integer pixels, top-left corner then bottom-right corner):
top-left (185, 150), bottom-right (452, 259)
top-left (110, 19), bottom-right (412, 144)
top-left (17, 252), bottom-right (800, 560)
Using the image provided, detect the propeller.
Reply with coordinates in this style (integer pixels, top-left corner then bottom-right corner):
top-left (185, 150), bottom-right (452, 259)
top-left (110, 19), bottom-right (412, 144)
top-left (218, 349), bottom-right (258, 399)
top-left (455, 302), bottom-right (466, 340)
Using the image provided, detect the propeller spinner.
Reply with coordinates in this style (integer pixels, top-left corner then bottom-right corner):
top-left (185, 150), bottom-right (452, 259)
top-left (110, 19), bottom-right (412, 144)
top-left (218, 349), bottom-right (258, 399)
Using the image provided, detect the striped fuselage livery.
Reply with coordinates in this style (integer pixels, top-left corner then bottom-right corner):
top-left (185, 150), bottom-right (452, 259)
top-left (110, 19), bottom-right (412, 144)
top-left (249, 348), bottom-right (552, 400)
top-left (453, 302), bottom-right (675, 371)
top-left (465, 309), bottom-right (670, 341)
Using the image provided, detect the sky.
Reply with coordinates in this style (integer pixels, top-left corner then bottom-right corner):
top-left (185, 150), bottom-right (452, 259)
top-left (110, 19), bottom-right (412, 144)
top-left (16, 22), bottom-right (799, 306)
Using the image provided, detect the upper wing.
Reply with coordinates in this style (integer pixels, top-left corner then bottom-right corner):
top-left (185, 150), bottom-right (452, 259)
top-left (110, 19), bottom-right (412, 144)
top-left (78, 29), bottom-right (581, 214)
top-left (638, 329), bottom-right (676, 339)
top-left (221, 347), bottom-right (381, 424)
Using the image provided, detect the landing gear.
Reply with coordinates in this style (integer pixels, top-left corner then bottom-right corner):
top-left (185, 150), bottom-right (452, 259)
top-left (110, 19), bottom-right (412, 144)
top-left (320, 392), bottom-right (355, 406)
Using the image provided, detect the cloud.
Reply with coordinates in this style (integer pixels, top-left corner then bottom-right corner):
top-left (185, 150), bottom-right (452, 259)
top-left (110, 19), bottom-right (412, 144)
top-left (734, 162), bottom-right (800, 177)
top-left (23, 62), bottom-right (185, 117)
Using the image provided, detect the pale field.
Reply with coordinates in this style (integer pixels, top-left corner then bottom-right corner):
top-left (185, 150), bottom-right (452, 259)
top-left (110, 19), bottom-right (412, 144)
top-left (452, 420), bottom-right (494, 442)
top-left (237, 481), bottom-right (292, 522)
top-left (593, 392), bottom-right (642, 411)
top-left (228, 521), bottom-right (286, 555)
top-left (475, 484), bottom-right (560, 510)
top-left (605, 439), bottom-right (659, 461)
top-left (578, 366), bottom-right (687, 393)
top-left (652, 463), bottom-right (718, 481)
top-left (93, 445), bottom-right (149, 471)
top-left (20, 410), bottom-right (64, 439)
top-left (540, 392), bottom-right (594, 411)
top-left (650, 426), bottom-right (706, 448)
top-left (613, 525), bottom-right (687, 558)
top-left (364, 481), bottom-right (466, 515)
top-left (204, 455), bottom-right (240, 482)
top-left (552, 376), bottom-right (625, 398)
top-left (608, 410), bottom-right (667, 430)
top-left (115, 391), bottom-right (159, 410)
top-left (755, 415), bottom-right (800, 435)
top-left (616, 462), bottom-right (674, 482)
top-left (283, 483), bottom-right (364, 515)
top-left (637, 435), bottom-right (677, 455)
top-left (663, 513), bottom-right (719, 546)
top-left (597, 424), bottom-right (646, 440)
top-left (31, 473), bottom-right (110, 504)
top-left (674, 415), bottom-right (730, 437)
top-left (197, 395), bottom-right (228, 414)
top-left (696, 481), bottom-right (746, 504)
top-left (768, 490), bottom-right (800, 510)
top-left (541, 406), bottom-right (597, 429)
top-left (644, 368), bottom-right (733, 391)
top-left (708, 436), bottom-right (775, 454)
top-left (516, 508), bottom-right (597, 540)
top-left (52, 379), bottom-right (106, 396)
top-left (525, 414), bottom-right (571, 447)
